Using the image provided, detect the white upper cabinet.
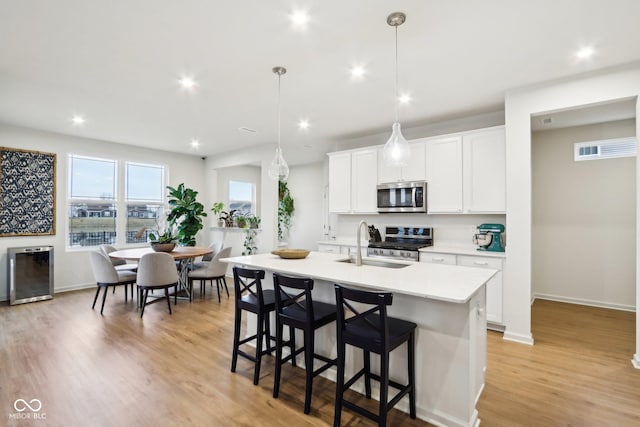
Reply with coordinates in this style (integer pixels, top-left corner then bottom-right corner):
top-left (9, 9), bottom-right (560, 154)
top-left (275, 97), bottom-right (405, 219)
top-left (426, 136), bottom-right (464, 213)
top-left (377, 140), bottom-right (426, 183)
top-left (328, 148), bottom-right (378, 214)
top-left (426, 126), bottom-right (505, 214)
top-left (463, 127), bottom-right (506, 213)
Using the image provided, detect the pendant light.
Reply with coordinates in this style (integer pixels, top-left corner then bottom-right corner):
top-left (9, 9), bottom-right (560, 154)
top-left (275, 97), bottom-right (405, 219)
top-left (382, 12), bottom-right (410, 167)
top-left (268, 66), bottom-right (290, 181)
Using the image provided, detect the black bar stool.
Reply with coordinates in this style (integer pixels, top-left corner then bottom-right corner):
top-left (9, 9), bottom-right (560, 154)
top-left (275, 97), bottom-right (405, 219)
top-left (272, 273), bottom-right (337, 414)
top-left (231, 266), bottom-right (279, 385)
top-left (334, 284), bottom-right (417, 427)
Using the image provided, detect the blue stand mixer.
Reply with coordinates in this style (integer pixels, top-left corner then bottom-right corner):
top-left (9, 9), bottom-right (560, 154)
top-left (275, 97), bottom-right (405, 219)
top-left (473, 224), bottom-right (505, 252)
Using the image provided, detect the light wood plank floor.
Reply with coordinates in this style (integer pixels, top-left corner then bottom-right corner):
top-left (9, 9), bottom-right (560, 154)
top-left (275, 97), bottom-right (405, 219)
top-left (1, 286), bottom-right (638, 426)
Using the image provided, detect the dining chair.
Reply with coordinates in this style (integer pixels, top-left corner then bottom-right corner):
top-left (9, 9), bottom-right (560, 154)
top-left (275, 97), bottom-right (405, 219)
top-left (89, 251), bottom-right (137, 315)
top-left (188, 246), bottom-right (231, 302)
top-left (191, 241), bottom-right (223, 270)
top-left (136, 252), bottom-right (180, 317)
top-left (99, 244), bottom-right (138, 271)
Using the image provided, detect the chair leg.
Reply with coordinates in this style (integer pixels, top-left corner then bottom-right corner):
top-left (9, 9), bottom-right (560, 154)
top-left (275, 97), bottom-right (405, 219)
top-left (334, 341), bottom-right (345, 427)
top-left (141, 289), bottom-right (149, 318)
top-left (100, 285), bottom-right (109, 314)
top-left (290, 326), bottom-right (297, 367)
top-left (273, 318), bottom-right (283, 398)
top-left (408, 332), bottom-right (416, 419)
top-left (222, 277), bottom-right (229, 297)
top-left (165, 287), bottom-right (172, 315)
top-left (254, 312), bottom-right (264, 385)
top-left (364, 350), bottom-right (372, 399)
top-left (379, 351), bottom-right (390, 427)
top-left (216, 279), bottom-right (221, 303)
top-left (124, 284), bottom-right (128, 303)
top-left (264, 312), bottom-right (272, 356)
top-left (92, 286), bottom-right (101, 309)
top-left (303, 330), bottom-right (314, 414)
top-left (231, 307), bottom-right (241, 373)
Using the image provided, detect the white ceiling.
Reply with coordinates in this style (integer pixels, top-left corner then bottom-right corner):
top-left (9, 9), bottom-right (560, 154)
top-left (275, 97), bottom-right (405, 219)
top-left (1, 0), bottom-right (639, 164)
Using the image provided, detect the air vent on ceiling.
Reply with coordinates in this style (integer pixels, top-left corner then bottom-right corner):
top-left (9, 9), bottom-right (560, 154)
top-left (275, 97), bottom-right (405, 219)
top-left (574, 136), bottom-right (637, 162)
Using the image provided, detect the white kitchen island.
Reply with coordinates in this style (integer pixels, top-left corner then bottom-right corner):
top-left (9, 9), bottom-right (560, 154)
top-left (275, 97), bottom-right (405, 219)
top-left (221, 251), bottom-right (496, 427)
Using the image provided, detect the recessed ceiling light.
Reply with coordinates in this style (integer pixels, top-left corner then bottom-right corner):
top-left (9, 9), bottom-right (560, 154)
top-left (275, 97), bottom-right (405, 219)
top-left (190, 139), bottom-right (200, 148)
top-left (179, 75), bottom-right (196, 90)
top-left (350, 65), bottom-right (366, 79)
top-left (298, 120), bottom-right (310, 130)
top-left (290, 10), bottom-right (309, 28)
top-left (399, 93), bottom-right (412, 104)
top-left (71, 115), bottom-right (85, 125)
top-left (575, 46), bottom-right (595, 60)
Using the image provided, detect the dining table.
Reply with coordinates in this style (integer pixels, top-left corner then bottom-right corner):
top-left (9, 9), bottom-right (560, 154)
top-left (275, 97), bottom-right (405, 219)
top-left (109, 246), bottom-right (213, 301)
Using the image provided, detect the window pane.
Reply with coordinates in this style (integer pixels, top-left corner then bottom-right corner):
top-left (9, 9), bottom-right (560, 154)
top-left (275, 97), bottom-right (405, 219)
top-left (229, 180), bottom-right (254, 215)
top-left (126, 204), bottom-right (162, 243)
top-left (70, 156), bottom-right (116, 199)
top-left (126, 163), bottom-right (164, 201)
top-left (68, 202), bottom-right (116, 247)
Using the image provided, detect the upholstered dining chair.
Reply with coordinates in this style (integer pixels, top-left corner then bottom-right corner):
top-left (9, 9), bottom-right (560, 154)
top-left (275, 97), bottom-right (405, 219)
top-left (191, 241), bottom-right (223, 270)
top-left (89, 251), bottom-right (137, 315)
top-left (188, 246), bottom-right (232, 302)
top-left (99, 244), bottom-right (138, 271)
top-left (136, 252), bottom-right (180, 317)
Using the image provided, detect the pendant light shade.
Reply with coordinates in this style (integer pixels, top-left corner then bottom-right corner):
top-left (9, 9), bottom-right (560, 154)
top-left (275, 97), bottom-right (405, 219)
top-left (382, 12), bottom-right (410, 168)
top-left (268, 66), bottom-right (290, 181)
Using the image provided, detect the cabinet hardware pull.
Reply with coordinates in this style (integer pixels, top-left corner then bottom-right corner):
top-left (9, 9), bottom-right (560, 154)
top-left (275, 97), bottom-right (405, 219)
top-left (433, 258), bottom-right (445, 262)
top-left (474, 261), bottom-right (488, 266)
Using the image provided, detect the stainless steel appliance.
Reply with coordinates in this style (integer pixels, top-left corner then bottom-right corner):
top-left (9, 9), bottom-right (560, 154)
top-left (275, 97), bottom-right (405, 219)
top-left (377, 181), bottom-right (427, 213)
top-left (367, 226), bottom-right (433, 261)
top-left (7, 246), bottom-right (54, 305)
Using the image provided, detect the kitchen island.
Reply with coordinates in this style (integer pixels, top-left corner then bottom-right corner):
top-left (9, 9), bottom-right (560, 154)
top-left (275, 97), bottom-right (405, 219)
top-left (221, 251), bottom-right (496, 427)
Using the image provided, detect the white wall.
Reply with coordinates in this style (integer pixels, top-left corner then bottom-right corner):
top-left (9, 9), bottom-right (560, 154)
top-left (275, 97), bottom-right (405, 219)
top-left (286, 162), bottom-right (325, 250)
top-left (504, 64), bottom-right (640, 365)
top-left (532, 119), bottom-right (636, 310)
top-left (0, 123), bottom-right (205, 300)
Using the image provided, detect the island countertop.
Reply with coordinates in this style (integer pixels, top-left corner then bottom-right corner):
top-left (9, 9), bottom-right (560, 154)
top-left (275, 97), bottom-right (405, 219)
top-left (221, 251), bottom-right (496, 304)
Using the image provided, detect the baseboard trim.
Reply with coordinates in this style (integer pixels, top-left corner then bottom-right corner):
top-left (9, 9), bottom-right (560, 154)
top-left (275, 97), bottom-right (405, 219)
top-left (633, 354), bottom-right (640, 369)
top-left (54, 283), bottom-right (96, 294)
top-left (533, 293), bottom-right (636, 312)
top-left (503, 330), bottom-right (534, 346)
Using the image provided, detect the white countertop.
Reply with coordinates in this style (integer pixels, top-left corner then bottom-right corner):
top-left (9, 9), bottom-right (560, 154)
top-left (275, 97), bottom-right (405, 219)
top-left (221, 251), bottom-right (496, 304)
top-left (420, 244), bottom-right (507, 258)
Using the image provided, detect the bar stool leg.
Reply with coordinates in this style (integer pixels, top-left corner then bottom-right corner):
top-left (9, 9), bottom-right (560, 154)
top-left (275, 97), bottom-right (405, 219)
top-left (231, 307), bottom-right (242, 372)
top-left (290, 326), bottom-right (297, 367)
top-left (408, 332), bottom-right (416, 418)
top-left (379, 351), bottom-right (390, 427)
top-left (364, 350), bottom-right (372, 399)
top-left (303, 330), bottom-right (314, 414)
top-left (273, 319), bottom-right (284, 398)
top-left (334, 340), bottom-right (345, 427)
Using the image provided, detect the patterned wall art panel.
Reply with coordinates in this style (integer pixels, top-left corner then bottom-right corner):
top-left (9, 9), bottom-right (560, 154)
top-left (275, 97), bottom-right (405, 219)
top-left (0, 147), bottom-right (56, 236)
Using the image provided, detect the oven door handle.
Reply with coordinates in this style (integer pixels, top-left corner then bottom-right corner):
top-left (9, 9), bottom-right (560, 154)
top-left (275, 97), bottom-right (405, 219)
top-left (412, 187), bottom-right (418, 207)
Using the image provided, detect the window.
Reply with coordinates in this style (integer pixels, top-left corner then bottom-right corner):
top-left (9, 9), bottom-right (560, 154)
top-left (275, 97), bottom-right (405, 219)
top-left (68, 155), bottom-right (117, 247)
top-left (125, 162), bottom-right (165, 244)
top-left (228, 180), bottom-right (254, 215)
top-left (67, 156), bottom-right (166, 248)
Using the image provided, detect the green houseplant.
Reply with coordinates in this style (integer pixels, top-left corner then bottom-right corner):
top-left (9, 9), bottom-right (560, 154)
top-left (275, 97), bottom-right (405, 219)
top-left (278, 180), bottom-right (295, 242)
top-left (148, 226), bottom-right (177, 252)
top-left (211, 202), bottom-right (225, 227)
top-left (166, 183), bottom-right (207, 246)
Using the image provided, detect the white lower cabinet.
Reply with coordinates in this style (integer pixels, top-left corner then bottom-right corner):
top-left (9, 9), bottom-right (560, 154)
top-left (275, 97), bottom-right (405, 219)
top-left (317, 243), bottom-right (367, 258)
top-left (317, 243), bottom-right (340, 254)
top-left (421, 252), bottom-right (504, 328)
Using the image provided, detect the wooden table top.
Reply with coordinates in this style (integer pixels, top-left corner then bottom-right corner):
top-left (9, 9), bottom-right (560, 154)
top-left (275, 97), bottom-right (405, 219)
top-left (109, 246), bottom-right (213, 261)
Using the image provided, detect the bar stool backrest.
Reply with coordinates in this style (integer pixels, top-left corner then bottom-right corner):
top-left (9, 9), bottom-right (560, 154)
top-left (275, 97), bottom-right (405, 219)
top-left (334, 284), bottom-right (393, 354)
top-left (273, 273), bottom-right (315, 328)
top-left (233, 266), bottom-right (267, 308)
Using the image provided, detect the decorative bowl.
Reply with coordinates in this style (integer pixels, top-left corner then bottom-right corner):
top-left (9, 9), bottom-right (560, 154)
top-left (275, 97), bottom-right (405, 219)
top-left (271, 249), bottom-right (310, 259)
top-left (151, 242), bottom-right (176, 253)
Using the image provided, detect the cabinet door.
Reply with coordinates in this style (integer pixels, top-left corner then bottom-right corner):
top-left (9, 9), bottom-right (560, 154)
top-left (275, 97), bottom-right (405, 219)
top-left (426, 136), bottom-right (463, 213)
top-left (328, 152), bottom-right (352, 213)
top-left (351, 149), bottom-right (378, 213)
top-left (419, 252), bottom-right (457, 265)
top-left (377, 140), bottom-right (426, 183)
top-left (463, 128), bottom-right (506, 213)
top-left (317, 244), bottom-right (340, 253)
top-left (457, 255), bottom-right (503, 324)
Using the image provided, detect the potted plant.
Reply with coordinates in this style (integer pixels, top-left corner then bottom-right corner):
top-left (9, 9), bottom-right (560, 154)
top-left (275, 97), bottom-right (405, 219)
top-left (148, 227), bottom-right (177, 252)
top-left (211, 202), bottom-right (226, 227)
top-left (234, 212), bottom-right (248, 229)
top-left (166, 183), bottom-right (207, 246)
top-left (278, 180), bottom-right (295, 242)
top-left (246, 214), bottom-right (261, 229)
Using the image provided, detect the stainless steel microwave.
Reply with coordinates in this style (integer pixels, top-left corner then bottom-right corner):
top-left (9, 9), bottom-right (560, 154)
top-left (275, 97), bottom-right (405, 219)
top-left (377, 181), bottom-right (427, 213)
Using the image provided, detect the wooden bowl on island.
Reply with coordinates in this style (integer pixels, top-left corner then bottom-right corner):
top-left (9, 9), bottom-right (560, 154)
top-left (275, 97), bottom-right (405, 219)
top-left (271, 249), bottom-right (310, 259)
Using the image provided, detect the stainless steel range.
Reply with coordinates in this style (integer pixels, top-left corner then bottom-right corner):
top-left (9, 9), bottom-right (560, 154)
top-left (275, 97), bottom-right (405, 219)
top-left (367, 226), bottom-right (433, 261)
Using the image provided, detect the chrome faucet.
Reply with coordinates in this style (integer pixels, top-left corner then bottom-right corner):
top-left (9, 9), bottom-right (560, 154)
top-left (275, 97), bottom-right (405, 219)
top-left (355, 220), bottom-right (368, 266)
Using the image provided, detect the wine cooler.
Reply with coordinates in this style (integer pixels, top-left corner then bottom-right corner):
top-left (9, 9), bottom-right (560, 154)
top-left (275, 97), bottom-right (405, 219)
top-left (7, 246), bottom-right (54, 305)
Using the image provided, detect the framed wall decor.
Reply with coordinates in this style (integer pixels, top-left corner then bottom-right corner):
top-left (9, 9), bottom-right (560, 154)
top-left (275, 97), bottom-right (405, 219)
top-left (0, 147), bottom-right (56, 236)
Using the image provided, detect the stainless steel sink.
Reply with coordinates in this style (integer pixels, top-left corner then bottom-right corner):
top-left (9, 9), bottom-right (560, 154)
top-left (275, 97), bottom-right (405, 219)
top-left (336, 258), bottom-right (410, 269)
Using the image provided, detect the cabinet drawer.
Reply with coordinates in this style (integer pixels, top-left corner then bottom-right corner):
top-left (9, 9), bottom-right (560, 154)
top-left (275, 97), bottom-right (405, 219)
top-left (317, 244), bottom-right (340, 254)
top-left (457, 255), bottom-right (502, 270)
top-left (420, 253), bottom-right (456, 265)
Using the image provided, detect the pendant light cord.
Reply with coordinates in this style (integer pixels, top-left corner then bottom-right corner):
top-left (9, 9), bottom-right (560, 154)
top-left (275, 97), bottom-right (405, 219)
top-left (277, 73), bottom-right (282, 151)
top-left (394, 24), bottom-right (399, 123)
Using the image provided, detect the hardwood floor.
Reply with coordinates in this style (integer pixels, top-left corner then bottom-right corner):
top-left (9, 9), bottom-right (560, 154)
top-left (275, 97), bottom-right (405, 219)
top-left (1, 286), bottom-right (638, 426)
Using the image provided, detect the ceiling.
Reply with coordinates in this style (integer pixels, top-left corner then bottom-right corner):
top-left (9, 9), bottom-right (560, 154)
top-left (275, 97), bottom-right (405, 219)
top-left (1, 1), bottom-right (639, 164)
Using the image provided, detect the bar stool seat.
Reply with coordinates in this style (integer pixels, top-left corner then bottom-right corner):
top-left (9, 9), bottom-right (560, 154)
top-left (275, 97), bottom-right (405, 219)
top-left (272, 273), bottom-right (337, 414)
top-left (334, 284), bottom-right (417, 427)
